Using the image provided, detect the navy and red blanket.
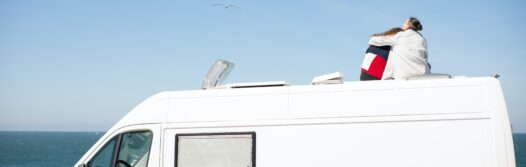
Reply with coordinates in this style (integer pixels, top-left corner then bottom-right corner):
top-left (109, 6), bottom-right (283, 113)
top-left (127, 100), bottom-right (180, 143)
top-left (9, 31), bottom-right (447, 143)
top-left (360, 45), bottom-right (391, 80)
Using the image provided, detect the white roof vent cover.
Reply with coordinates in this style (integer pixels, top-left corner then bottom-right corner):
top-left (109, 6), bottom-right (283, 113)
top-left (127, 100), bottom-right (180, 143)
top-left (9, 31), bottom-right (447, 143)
top-left (312, 72), bottom-right (344, 85)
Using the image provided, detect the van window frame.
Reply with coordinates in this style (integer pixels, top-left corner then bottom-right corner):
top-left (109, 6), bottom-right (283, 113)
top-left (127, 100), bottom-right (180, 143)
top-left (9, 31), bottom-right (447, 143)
top-left (174, 132), bottom-right (256, 167)
top-left (87, 130), bottom-right (153, 167)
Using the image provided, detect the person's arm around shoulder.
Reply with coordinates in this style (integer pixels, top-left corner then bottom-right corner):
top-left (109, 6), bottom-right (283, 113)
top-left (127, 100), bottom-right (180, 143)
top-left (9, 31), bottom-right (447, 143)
top-left (368, 32), bottom-right (400, 46)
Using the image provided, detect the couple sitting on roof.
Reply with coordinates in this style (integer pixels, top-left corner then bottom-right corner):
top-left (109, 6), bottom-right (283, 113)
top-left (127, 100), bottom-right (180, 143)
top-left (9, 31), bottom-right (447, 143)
top-left (360, 17), bottom-right (431, 81)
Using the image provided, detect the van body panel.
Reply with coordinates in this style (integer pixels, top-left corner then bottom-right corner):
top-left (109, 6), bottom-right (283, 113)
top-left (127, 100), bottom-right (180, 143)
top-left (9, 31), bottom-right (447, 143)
top-left (75, 77), bottom-right (516, 167)
top-left (163, 118), bottom-right (494, 167)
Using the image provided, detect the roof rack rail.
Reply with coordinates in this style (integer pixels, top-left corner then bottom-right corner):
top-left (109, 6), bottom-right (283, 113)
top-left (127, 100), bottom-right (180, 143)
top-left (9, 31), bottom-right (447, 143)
top-left (218, 81), bottom-right (290, 89)
top-left (407, 73), bottom-right (451, 80)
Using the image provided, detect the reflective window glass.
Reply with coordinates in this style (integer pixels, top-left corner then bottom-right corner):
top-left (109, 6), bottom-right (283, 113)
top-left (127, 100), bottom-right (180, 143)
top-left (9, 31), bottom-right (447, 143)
top-left (88, 137), bottom-right (117, 167)
top-left (117, 131), bottom-right (153, 167)
top-left (176, 132), bottom-right (255, 167)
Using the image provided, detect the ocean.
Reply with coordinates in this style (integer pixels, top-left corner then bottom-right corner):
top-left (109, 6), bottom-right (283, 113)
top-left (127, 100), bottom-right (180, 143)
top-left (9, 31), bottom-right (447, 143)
top-left (0, 131), bottom-right (524, 167)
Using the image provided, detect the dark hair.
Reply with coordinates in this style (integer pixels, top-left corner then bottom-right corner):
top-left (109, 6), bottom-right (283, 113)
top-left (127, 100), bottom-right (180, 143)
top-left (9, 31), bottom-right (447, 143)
top-left (409, 17), bottom-right (423, 31)
top-left (371, 27), bottom-right (403, 37)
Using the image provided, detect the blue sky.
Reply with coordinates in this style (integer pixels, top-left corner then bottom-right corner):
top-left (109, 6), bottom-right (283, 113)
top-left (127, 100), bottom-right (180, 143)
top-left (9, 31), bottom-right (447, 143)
top-left (1, 0), bottom-right (525, 132)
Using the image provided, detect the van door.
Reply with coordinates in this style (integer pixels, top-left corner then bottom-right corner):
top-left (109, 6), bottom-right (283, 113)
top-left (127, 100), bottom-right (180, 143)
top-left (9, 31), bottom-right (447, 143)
top-left (78, 124), bottom-right (161, 167)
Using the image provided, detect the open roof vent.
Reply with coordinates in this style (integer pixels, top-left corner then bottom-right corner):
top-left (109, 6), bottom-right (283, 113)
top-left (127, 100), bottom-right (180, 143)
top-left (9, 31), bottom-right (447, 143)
top-left (312, 72), bottom-right (344, 85)
top-left (202, 59), bottom-right (235, 89)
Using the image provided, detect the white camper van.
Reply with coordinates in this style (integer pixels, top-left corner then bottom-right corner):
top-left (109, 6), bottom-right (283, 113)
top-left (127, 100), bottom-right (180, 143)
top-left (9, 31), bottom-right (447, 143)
top-left (75, 60), bottom-right (516, 167)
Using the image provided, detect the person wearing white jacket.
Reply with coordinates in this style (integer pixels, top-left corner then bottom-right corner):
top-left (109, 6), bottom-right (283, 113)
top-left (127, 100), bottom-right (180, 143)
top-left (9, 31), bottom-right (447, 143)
top-left (369, 17), bottom-right (430, 80)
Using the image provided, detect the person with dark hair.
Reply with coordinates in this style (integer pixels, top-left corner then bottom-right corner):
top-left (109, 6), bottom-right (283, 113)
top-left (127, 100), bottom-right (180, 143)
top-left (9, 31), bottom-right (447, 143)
top-left (368, 17), bottom-right (430, 80)
top-left (360, 28), bottom-right (403, 81)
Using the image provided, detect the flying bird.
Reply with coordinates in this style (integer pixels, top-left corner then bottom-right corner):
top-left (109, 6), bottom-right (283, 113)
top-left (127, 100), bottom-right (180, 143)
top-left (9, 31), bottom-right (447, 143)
top-left (212, 4), bottom-right (241, 10)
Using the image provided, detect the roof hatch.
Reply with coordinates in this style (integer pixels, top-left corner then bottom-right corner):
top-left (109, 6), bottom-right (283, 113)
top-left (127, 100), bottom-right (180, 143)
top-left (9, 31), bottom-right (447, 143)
top-left (202, 59), bottom-right (235, 89)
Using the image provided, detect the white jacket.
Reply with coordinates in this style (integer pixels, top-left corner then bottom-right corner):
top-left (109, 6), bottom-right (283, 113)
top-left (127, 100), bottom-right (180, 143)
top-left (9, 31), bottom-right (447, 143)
top-left (368, 29), bottom-right (430, 80)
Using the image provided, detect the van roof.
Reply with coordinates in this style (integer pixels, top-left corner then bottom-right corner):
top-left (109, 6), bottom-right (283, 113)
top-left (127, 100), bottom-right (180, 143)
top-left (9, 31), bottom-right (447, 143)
top-left (110, 77), bottom-right (504, 131)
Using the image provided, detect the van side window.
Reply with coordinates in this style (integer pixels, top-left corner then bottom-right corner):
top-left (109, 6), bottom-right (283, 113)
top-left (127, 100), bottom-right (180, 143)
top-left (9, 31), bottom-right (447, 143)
top-left (87, 131), bottom-right (153, 167)
top-left (89, 136), bottom-right (118, 167)
top-left (117, 131), bottom-right (153, 167)
top-left (175, 132), bottom-right (256, 167)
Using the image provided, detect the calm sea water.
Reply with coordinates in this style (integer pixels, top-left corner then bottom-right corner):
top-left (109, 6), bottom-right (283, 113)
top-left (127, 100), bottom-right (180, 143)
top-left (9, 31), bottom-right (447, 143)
top-left (0, 132), bottom-right (103, 167)
top-left (0, 131), bottom-right (524, 167)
